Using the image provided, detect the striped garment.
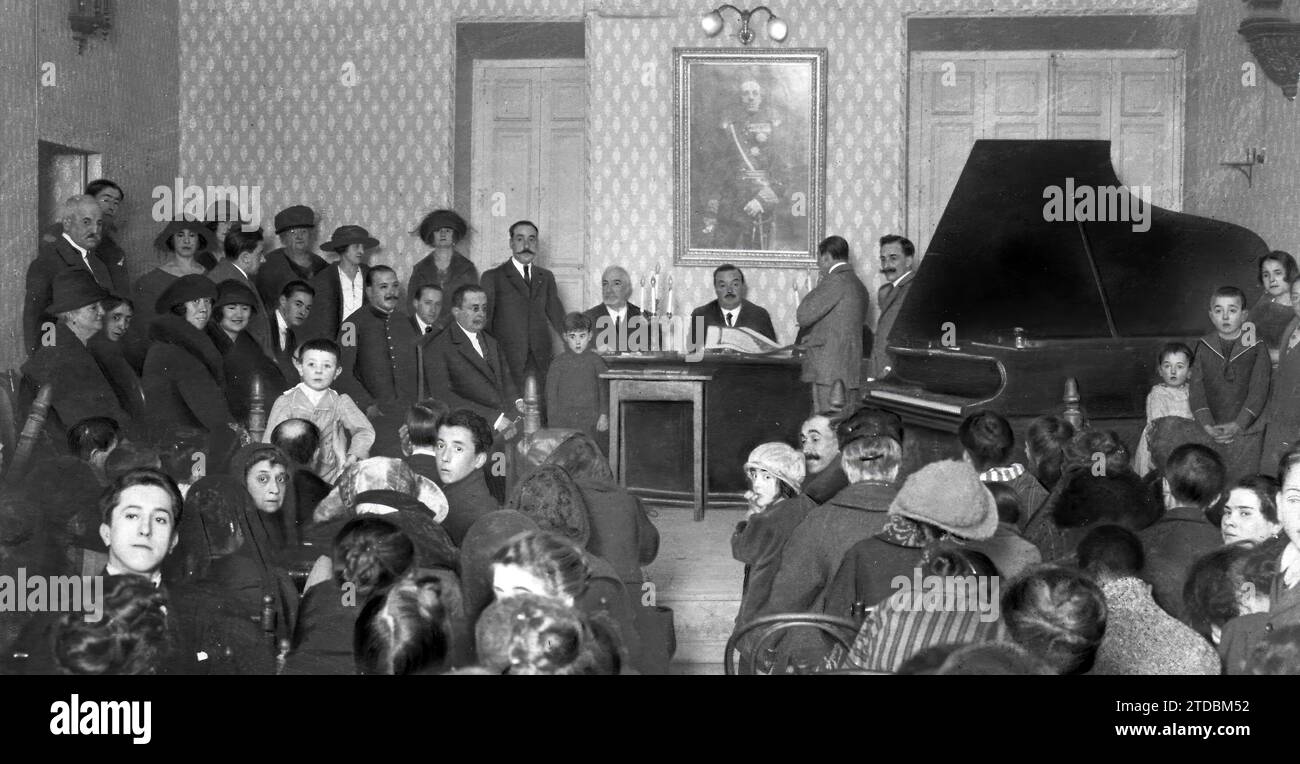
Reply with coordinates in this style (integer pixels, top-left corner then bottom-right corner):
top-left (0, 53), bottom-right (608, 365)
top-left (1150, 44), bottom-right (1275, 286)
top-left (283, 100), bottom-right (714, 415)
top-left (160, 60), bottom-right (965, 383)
top-left (829, 578), bottom-right (1010, 673)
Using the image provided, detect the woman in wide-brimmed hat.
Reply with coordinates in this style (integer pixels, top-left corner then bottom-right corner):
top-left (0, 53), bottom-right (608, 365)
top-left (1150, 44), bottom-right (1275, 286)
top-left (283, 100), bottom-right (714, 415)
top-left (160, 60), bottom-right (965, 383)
top-left (407, 209), bottom-right (478, 326)
top-left (206, 279), bottom-right (287, 423)
top-left (140, 274), bottom-right (244, 462)
top-left (124, 218), bottom-right (217, 372)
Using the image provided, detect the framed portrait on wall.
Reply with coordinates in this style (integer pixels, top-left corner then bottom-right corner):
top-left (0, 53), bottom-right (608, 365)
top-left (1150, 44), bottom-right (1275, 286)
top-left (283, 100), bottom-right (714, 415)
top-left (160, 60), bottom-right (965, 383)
top-left (673, 48), bottom-right (827, 268)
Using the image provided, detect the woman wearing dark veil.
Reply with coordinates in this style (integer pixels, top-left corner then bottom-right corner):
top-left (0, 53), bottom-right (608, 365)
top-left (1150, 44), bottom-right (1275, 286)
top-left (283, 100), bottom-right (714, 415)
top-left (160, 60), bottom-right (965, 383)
top-left (169, 443), bottom-right (300, 667)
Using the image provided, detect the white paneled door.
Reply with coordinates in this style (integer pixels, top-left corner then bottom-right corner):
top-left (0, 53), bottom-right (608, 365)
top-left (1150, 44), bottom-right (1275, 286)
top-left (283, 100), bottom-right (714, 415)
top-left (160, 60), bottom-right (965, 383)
top-left (470, 60), bottom-right (588, 318)
top-left (907, 50), bottom-right (1184, 256)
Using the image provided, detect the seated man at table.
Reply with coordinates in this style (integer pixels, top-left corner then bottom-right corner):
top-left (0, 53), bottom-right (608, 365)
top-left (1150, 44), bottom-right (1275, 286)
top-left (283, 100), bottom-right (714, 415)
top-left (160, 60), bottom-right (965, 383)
top-left (689, 264), bottom-right (777, 347)
top-left (584, 265), bottom-right (644, 354)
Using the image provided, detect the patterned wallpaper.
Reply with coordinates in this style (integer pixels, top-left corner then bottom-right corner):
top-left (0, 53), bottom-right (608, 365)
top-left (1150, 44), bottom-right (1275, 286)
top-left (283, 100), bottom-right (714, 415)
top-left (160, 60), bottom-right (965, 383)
top-left (1184, 0), bottom-right (1300, 260)
top-left (178, 0), bottom-right (1199, 349)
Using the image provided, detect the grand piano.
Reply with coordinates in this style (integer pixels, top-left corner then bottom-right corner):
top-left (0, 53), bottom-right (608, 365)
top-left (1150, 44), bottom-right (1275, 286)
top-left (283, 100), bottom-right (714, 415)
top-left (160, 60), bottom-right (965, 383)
top-left (865, 140), bottom-right (1270, 446)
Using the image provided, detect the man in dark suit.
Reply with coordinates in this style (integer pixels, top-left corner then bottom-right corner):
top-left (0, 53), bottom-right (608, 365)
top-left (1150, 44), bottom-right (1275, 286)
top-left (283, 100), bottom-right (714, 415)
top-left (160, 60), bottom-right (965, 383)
top-left (24, 195), bottom-right (114, 355)
top-left (479, 220), bottom-right (566, 397)
top-left (301, 225), bottom-right (375, 343)
top-left (421, 285), bottom-right (522, 504)
top-left (797, 236), bottom-right (868, 414)
top-left (337, 266), bottom-right (420, 458)
top-left (272, 280), bottom-right (314, 385)
top-left (270, 418), bottom-right (331, 528)
top-left (410, 283), bottom-right (448, 339)
top-left (421, 284), bottom-right (522, 437)
top-left (86, 179), bottom-right (131, 296)
top-left (870, 234), bottom-right (916, 380)
top-left (689, 263), bottom-right (777, 347)
top-left (583, 265), bottom-right (643, 354)
top-left (402, 400), bottom-right (451, 485)
top-left (208, 228), bottom-right (273, 359)
top-left (21, 270), bottom-right (129, 443)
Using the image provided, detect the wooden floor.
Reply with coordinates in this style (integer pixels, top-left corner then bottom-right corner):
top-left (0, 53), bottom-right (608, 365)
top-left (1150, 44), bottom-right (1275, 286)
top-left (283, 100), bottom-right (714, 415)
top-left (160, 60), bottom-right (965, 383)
top-left (642, 504), bottom-right (746, 675)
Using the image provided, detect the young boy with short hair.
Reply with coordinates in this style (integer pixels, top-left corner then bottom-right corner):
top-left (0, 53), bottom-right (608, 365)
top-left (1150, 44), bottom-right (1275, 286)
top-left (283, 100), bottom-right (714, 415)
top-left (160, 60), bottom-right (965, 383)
top-left (1138, 443), bottom-right (1226, 621)
top-left (545, 312), bottom-right (610, 448)
top-left (1190, 287), bottom-right (1272, 479)
top-left (263, 338), bottom-right (375, 483)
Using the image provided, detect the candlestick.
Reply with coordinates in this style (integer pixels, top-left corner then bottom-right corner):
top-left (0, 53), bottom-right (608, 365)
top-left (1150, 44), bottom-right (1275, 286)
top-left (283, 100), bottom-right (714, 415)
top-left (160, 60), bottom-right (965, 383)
top-left (666, 274), bottom-right (674, 317)
top-left (641, 278), bottom-right (648, 312)
top-left (651, 274), bottom-right (658, 315)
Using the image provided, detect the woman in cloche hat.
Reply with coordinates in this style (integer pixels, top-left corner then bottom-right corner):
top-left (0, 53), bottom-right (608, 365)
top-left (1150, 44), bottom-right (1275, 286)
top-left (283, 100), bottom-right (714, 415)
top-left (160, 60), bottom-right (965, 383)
top-left (129, 218), bottom-right (216, 360)
top-left (407, 209), bottom-right (478, 326)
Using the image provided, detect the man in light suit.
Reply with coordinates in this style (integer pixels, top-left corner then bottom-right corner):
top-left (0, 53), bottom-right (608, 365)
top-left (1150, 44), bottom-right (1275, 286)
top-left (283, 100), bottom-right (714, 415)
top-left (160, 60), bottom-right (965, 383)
top-left (797, 236), bottom-right (868, 415)
top-left (207, 227), bottom-right (273, 359)
top-left (479, 220), bottom-right (567, 398)
top-left (870, 234), bottom-right (917, 381)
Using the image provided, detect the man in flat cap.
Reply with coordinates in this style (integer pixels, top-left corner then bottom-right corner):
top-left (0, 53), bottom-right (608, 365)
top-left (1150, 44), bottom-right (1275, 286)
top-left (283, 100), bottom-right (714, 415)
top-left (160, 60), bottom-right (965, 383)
top-left (21, 270), bottom-right (130, 442)
top-left (24, 195), bottom-right (114, 356)
top-left (256, 204), bottom-right (329, 309)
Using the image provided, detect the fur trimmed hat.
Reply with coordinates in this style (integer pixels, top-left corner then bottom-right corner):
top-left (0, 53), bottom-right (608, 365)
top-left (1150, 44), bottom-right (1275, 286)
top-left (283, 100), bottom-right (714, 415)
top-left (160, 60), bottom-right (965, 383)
top-left (745, 442), bottom-right (805, 493)
top-left (888, 459), bottom-right (998, 540)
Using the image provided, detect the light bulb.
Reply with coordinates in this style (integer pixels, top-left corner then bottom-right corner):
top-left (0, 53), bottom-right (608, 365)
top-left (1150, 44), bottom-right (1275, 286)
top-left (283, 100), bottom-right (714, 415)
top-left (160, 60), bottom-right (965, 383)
top-left (767, 16), bottom-right (788, 42)
top-left (701, 11), bottom-right (724, 37)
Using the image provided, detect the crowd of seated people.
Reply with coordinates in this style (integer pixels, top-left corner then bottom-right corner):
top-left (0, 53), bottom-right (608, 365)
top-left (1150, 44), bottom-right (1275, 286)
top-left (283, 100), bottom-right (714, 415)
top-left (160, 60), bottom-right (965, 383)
top-left (7, 181), bottom-right (1300, 677)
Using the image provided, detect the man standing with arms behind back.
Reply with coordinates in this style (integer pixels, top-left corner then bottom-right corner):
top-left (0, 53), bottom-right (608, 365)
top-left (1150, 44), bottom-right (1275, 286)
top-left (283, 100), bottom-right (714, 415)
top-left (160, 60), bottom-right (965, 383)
top-left (480, 220), bottom-right (566, 402)
top-left (871, 234), bottom-right (916, 381)
top-left (797, 236), bottom-right (867, 414)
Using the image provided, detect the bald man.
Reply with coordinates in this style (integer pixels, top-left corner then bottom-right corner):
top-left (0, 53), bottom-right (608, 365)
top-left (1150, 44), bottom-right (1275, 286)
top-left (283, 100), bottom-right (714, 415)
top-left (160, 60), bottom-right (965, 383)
top-left (25, 195), bottom-right (114, 355)
top-left (583, 265), bottom-right (644, 354)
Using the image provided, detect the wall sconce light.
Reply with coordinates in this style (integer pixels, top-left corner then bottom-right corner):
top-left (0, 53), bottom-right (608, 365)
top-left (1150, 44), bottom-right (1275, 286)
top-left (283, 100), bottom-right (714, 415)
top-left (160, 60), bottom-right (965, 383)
top-left (1239, 0), bottom-right (1300, 100)
top-left (68, 0), bottom-right (114, 54)
top-left (700, 5), bottom-right (787, 46)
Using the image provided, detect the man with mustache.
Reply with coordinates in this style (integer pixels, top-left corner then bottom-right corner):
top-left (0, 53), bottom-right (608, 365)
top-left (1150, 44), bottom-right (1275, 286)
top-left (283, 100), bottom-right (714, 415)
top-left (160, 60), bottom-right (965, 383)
top-left (799, 414), bottom-right (847, 505)
top-left (337, 265), bottom-right (419, 458)
top-left (689, 264), bottom-right (777, 347)
top-left (870, 235), bottom-right (917, 380)
top-left (24, 195), bottom-right (114, 355)
top-left (583, 266), bottom-right (643, 354)
top-left (480, 221), bottom-right (567, 403)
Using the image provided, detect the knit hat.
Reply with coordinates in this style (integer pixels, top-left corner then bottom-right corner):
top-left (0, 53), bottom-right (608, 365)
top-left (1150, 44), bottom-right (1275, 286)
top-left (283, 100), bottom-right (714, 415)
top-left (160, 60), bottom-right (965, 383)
top-left (888, 459), bottom-right (997, 540)
top-left (744, 442), bottom-right (805, 493)
top-left (48, 269), bottom-right (110, 314)
top-left (154, 274), bottom-right (217, 314)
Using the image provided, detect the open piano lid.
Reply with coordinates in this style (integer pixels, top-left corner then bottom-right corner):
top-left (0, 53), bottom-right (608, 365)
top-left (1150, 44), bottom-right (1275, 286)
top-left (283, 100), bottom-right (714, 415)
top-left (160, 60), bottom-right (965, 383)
top-left (872, 140), bottom-right (1269, 426)
top-left (893, 140), bottom-right (1268, 345)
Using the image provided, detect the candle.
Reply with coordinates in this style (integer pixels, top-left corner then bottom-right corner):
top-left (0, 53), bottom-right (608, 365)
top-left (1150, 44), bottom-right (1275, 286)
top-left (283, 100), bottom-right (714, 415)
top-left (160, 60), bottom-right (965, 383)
top-left (666, 275), bottom-right (674, 317)
top-left (650, 274), bottom-right (658, 315)
top-left (641, 278), bottom-right (647, 312)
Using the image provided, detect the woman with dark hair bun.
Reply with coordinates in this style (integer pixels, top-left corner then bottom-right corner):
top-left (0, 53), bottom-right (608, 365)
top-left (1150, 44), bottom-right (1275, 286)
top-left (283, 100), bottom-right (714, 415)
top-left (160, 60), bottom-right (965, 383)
top-left (54, 576), bottom-right (172, 675)
top-left (1000, 564), bottom-right (1107, 675)
top-left (1184, 543), bottom-right (1274, 649)
top-left (475, 592), bottom-right (618, 675)
top-left (286, 517), bottom-right (416, 675)
top-left (354, 571), bottom-right (450, 675)
top-left (1023, 415), bottom-right (1075, 497)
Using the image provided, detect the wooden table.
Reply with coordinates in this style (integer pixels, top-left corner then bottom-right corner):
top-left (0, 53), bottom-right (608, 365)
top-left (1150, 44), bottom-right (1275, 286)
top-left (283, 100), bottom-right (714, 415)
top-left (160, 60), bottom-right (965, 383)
top-left (604, 367), bottom-right (713, 520)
